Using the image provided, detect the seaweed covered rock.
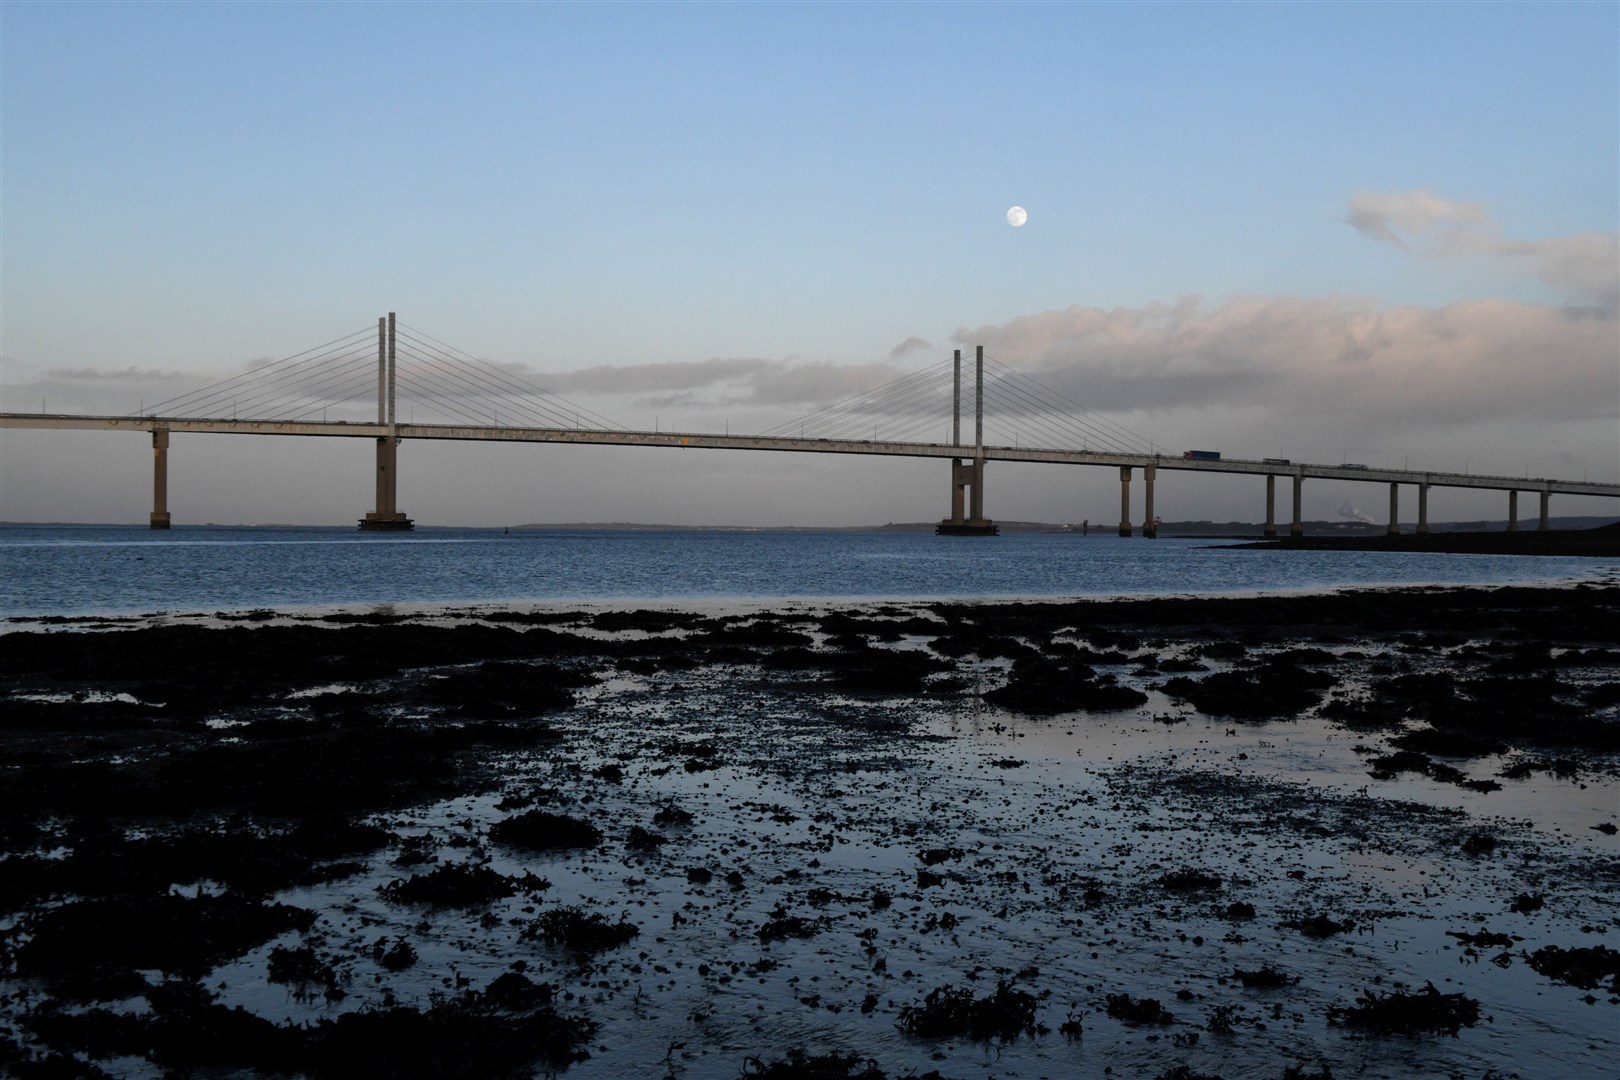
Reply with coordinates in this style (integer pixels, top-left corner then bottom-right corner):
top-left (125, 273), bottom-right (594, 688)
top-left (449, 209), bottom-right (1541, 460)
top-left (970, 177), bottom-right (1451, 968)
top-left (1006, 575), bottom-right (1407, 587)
top-left (1328, 982), bottom-right (1479, 1036)
top-left (488, 810), bottom-right (602, 852)
top-left (985, 657), bottom-right (1147, 715)
top-left (898, 981), bottom-right (1041, 1041)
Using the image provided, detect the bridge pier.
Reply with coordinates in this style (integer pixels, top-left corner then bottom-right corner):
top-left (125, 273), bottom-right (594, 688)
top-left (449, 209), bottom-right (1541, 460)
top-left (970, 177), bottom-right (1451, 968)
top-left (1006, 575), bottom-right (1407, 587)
top-left (1508, 490), bottom-right (1519, 532)
top-left (1264, 475), bottom-right (1276, 538)
top-left (1118, 467), bottom-right (1132, 536)
top-left (1290, 473), bottom-right (1305, 538)
top-left (150, 428), bottom-right (171, 529)
top-left (936, 345), bottom-right (995, 535)
top-left (1387, 483), bottom-right (1400, 536)
top-left (1417, 482), bottom-right (1429, 534)
top-left (359, 312), bottom-right (413, 532)
top-left (938, 456), bottom-right (996, 534)
top-left (1539, 489), bottom-right (1550, 531)
top-left (1142, 465), bottom-right (1157, 539)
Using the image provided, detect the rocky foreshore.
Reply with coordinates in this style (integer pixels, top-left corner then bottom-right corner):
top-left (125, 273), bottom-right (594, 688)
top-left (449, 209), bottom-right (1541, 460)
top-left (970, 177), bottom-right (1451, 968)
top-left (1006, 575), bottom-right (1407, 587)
top-left (2, 585), bottom-right (1617, 1078)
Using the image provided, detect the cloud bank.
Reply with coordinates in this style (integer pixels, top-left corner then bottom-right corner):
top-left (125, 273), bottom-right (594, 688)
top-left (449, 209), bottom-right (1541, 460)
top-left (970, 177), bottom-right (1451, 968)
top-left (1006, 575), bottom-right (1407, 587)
top-left (1347, 188), bottom-right (1619, 307)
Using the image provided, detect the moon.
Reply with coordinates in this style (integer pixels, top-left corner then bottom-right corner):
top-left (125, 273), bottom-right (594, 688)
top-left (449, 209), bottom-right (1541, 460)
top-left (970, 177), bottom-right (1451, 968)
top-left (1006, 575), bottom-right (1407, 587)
top-left (1007, 206), bottom-right (1028, 227)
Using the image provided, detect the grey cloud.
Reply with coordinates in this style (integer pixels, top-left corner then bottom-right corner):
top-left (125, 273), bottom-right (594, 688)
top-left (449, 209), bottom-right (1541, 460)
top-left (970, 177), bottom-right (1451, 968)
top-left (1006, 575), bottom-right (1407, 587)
top-left (538, 357), bottom-right (777, 396)
top-left (888, 336), bottom-right (932, 360)
top-left (1345, 189), bottom-right (1487, 248)
top-left (953, 294), bottom-right (1618, 434)
top-left (1346, 189), bottom-right (1618, 307)
top-left (1487, 231), bottom-right (1620, 309)
top-left (541, 356), bottom-right (913, 409)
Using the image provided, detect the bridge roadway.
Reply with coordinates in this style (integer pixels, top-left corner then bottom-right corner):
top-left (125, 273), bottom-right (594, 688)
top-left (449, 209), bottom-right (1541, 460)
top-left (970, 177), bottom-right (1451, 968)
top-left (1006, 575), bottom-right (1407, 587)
top-left (3, 412), bottom-right (1617, 533)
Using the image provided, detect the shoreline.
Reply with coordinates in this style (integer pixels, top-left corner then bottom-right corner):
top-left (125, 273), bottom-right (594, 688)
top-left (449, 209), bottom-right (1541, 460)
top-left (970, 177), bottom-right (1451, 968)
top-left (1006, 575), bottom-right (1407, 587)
top-left (7, 572), bottom-right (1620, 631)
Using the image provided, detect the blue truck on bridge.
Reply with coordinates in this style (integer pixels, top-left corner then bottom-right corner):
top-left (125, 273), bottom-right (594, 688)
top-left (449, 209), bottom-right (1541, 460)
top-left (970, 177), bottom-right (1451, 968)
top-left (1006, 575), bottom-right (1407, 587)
top-left (1182, 450), bottom-right (1221, 461)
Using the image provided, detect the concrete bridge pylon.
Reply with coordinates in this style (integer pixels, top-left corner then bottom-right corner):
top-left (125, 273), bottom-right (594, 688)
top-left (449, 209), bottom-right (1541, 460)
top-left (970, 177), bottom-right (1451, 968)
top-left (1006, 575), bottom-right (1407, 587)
top-left (937, 346), bottom-right (997, 536)
top-left (359, 312), bottom-right (413, 532)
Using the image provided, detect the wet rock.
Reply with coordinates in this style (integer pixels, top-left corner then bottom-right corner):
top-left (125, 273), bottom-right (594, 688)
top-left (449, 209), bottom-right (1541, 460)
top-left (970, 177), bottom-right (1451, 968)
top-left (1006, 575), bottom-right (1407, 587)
top-left (1155, 1067), bottom-right (1223, 1080)
top-left (1498, 756), bottom-right (1581, 780)
top-left (1524, 944), bottom-right (1620, 992)
top-left (1157, 869), bottom-right (1222, 893)
top-left (985, 657), bottom-right (1148, 715)
top-left (758, 916), bottom-right (820, 944)
top-left (1105, 993), bottom-right (1173, 1026)
top-left (488, 809), bottom-right (602, 852)
top-left (10, 893), bottom-right (315, 982)
top-left (1327, 981), bottom-right (1480, 1037)
top-left (652, 803), bottom-right (694, 827)
top-left (1509, 892), bottom-right (1545, 914)
top-left (1281, 1066), bottom-right (1336, 1080)
top-left (919, 846), bottom-right (965, 866)
top-left (266, 945), bottom-right (342, 1002)
top-left (524, 907), bottom-right (639, 956)
top-left (1281, 914), bottom-right (1354, 938)
top-left (898, 981), bottom-right (1040, 1041)
top-left (371, 937), bottom-right (418, 971)
top-left (1232, 966), bottom-right (1297, 988)
top-left (1390, 726), bottom-right (1505, 759)
top-left (741, 1049), bottom-right (889, 1079)
top-left (378, 863), bottom-right (548, 909)
top-left (625, 826), bottom-right (665, 852)
top-left (1161, 662), bottom-right (1331, 720)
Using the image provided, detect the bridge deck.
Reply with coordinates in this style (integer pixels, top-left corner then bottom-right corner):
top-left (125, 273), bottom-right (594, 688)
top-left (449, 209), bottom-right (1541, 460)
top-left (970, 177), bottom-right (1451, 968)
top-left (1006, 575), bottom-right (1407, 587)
top-left (3, 413), bottom-right (1616, 497)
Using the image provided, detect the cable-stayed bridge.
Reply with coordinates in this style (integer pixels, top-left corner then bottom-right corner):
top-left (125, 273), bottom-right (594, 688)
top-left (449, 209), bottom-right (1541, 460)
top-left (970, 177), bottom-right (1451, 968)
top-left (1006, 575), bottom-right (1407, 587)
top-left (3, 313), bottom-right (1616, 534)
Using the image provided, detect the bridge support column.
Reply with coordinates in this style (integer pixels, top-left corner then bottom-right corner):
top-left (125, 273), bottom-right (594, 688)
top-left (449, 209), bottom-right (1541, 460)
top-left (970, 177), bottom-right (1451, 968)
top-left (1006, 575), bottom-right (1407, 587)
top-left (1417, 483), bottom-right (1429, 535)
top-left (1142, 465), bottom-right (1157, 538)
top-left (937, 457), bottom-right (996, 534)
top-left (1387, 483), bottom-right (1400, 536)
top-left (360, 311), bottom-right (413, 531)
top-left (1538, 490), bottom-right (1550, 531)
top-left (1507, 491), bottom-right (1519, 532)
top-left (1118, 467), bottom-right (1132, 537)
top-left (1290, 473), bottom-right (1304, 538)
top-left (1263, 475), bottom-right (1276, 538)
top-left (149, 428), bottom-right (171, 530)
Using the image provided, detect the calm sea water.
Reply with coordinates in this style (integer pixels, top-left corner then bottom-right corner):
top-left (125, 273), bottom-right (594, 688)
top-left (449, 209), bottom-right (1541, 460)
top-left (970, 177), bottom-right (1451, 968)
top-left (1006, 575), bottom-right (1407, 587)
top-left (2, 524), bottom-right (1615, 617)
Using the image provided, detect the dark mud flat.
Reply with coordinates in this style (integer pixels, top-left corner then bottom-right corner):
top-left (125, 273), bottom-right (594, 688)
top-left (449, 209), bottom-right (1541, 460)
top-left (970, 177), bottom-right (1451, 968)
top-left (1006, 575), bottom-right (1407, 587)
top-left (2, 585), bottom-right (1617, 1078)
top-left (1229, 521), bottom-right (1620, 557)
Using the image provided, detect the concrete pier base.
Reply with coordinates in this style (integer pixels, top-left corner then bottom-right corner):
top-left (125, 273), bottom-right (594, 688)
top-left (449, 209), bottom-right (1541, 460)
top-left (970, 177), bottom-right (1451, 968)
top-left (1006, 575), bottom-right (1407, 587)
top-left (1118, 467), bottom-right (1132, 536)
top-left (359, 432), bottom-right (413, 531)
top-left (1538, 490), bottom-right (1550, 531)
top-left (936, 457), bottom-right (996, 535)
top-left (359, 513), bottom-right (414, 532)
top-left (150, 428), bottom-right (171, 529)
top-left (1142, 465), bottom-right (1157, 539)
top-left (1290, 473), bottom-right (1305, 538)
top-left (1263, 475), bottom-right (1277, 538)
top-left (1417, 483), bottom-right (1429, 535)
top-left (1508, 491), bottom-right (1519, 532)
top-left (1387, 482), bottom-right (1400, 536)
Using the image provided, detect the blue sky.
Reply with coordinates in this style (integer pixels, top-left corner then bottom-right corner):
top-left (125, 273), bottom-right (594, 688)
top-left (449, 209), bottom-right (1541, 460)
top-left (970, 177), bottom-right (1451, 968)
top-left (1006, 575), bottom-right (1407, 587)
top-left (2, 2), bottom-right (1616, 526)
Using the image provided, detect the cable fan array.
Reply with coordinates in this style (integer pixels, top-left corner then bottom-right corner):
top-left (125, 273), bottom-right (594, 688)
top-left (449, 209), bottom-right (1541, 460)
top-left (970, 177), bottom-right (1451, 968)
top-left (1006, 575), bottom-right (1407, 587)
top-left (753, 354), bottom-right (1156, 455)
top-left (140, 326), bottom-right (381, 422)
top-left (978, 357), bottom-right (1156, 456)
top-left (139, 324), bottom-right (621, 431)
top-left (392, 323), bottom-right (619, 431)
top-left (754, 358), bottom-right (959, 444)
top-left (136, 322), bottom-right (1153, 455)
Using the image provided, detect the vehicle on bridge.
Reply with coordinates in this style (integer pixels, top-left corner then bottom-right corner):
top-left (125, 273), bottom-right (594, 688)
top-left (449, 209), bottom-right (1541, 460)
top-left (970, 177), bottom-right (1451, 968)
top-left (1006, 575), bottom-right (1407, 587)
top-left (1183, 450), bottom-right (1221, 461)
